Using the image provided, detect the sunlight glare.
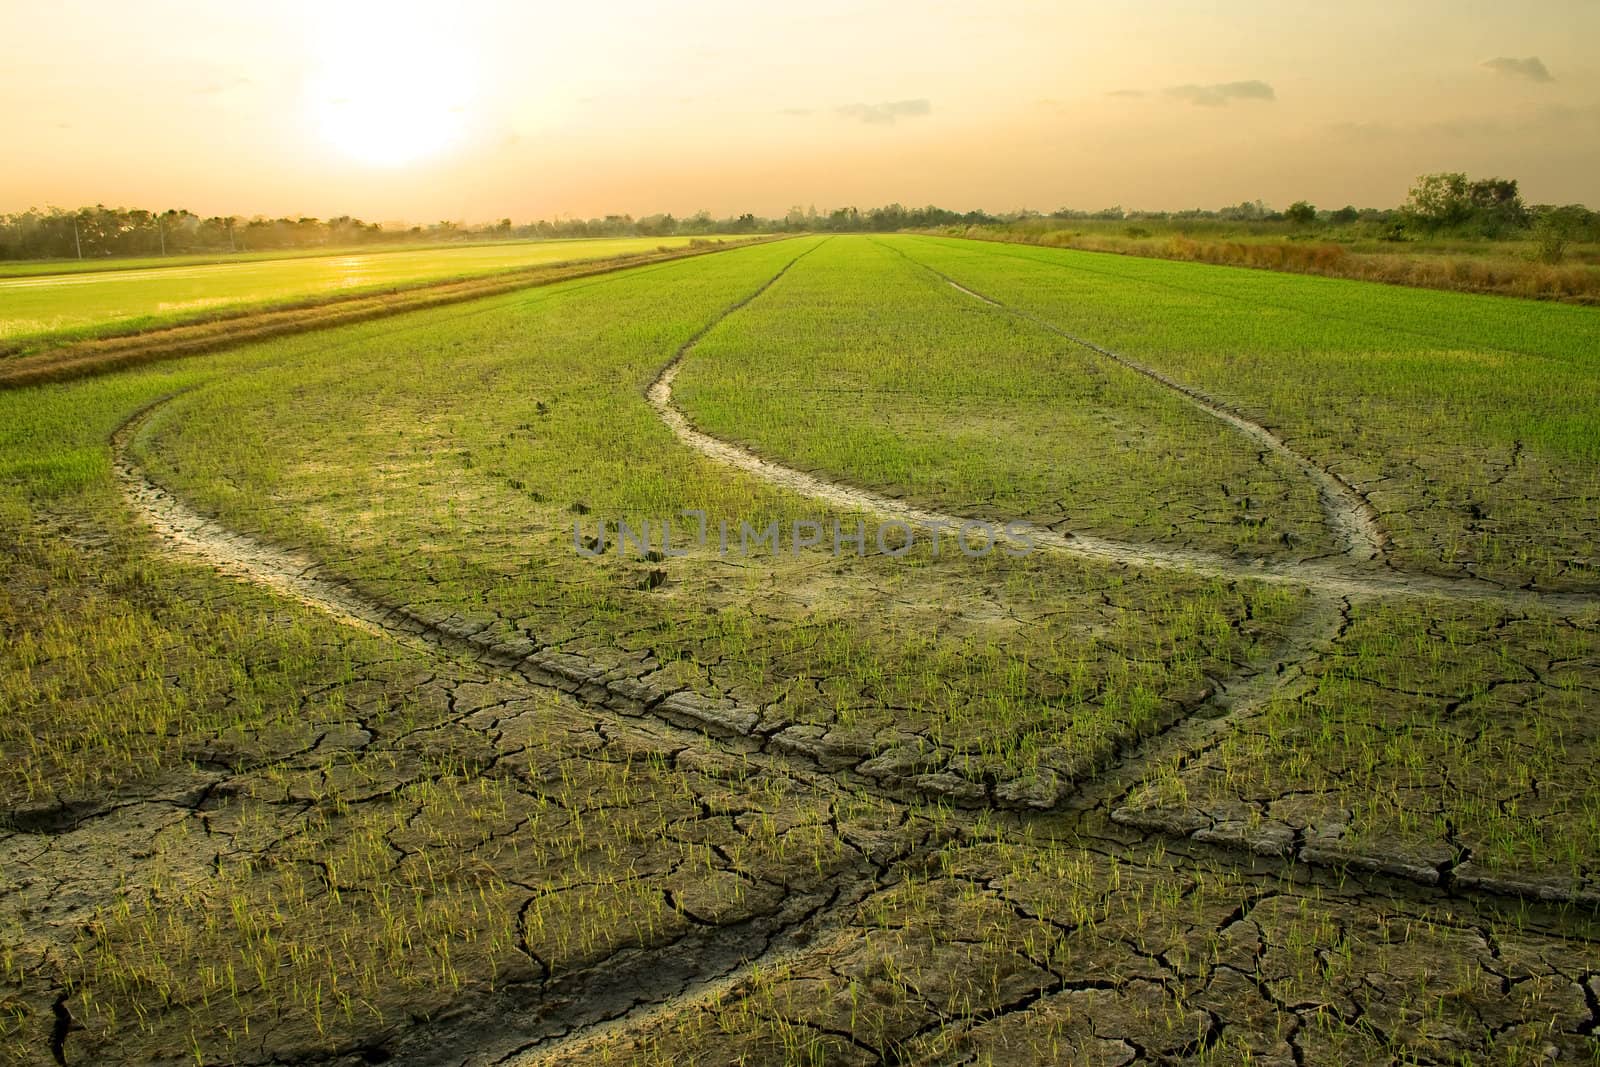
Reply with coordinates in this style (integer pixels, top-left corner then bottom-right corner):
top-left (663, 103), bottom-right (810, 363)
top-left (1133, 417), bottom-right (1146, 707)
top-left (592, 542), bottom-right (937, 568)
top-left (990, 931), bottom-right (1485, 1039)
top-left (305, 2), bottom-right (476, 168)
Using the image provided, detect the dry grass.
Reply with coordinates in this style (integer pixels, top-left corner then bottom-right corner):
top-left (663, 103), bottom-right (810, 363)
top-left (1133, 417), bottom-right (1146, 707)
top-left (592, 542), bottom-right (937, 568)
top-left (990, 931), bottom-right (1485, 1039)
top-left (939, 226), bottom-right (1600, 303)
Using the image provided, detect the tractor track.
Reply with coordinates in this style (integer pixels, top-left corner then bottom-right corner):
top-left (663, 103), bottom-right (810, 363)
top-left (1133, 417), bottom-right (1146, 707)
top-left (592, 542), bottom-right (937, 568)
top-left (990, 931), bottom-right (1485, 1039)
top-left (647, 247), bottom-right (1596, 615)
top-left (98, 237), bottom-right (1600, 1063)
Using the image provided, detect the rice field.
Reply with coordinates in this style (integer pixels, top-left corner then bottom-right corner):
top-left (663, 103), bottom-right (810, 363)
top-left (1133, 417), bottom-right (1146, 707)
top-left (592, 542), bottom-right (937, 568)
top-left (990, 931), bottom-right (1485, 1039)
top-left (0, 235), bottom-right (712, 346)
top-left (2, 234), bottom-right (1597, 1065)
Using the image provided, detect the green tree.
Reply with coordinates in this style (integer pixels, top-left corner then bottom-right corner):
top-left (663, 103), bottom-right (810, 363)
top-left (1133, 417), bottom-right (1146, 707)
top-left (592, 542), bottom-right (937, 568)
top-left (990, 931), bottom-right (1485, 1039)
top-left (681, 210), bottom-right (715, 235)
top-left (1406, 173), bottom-right (1526, 233)
top-left (1407, 172), bottom-right (1472, 227)
top-left (1285, 201), bottom-right (1317, 225)
top-left (636, 213), bottom-right (676, 236)
top-left (1467, 177), bottom-right (1526, 233)
top-left (1533, 205), bottom-right (1591, 263)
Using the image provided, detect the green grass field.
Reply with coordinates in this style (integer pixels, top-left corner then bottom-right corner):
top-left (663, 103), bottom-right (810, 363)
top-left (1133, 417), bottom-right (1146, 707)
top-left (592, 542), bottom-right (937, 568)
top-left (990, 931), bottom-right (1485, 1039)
top-left (896, 235), bottom-right (1600, 587)
top-left (0, 235), bottom-right (710, 345)
top-left (0, 237), bottom-right (560, 278)
top-left (2, 234), bottom-right (1598, 1064)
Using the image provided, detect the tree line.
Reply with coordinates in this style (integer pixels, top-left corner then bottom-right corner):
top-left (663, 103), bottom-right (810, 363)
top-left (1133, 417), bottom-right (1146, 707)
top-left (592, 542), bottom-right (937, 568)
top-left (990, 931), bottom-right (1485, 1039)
top-left (2, 174), bottom-right (1593, 262)
top-left (0, 203), bottom-right (1002, 260)
top-left (0, 208), bottom-right (392, 260)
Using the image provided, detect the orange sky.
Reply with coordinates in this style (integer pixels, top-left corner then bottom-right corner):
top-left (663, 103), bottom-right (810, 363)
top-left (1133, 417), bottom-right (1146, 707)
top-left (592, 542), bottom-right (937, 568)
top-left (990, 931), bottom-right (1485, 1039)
top-left (3, 0), bottom-right (1597, 222)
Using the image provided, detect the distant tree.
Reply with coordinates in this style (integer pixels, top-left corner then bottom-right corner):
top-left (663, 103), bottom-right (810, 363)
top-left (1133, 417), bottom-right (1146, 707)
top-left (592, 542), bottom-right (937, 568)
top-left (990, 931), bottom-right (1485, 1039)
top-left (1467, 177), bottom-right (1526, 234)
top-left (1406, 173), bottom-right (1473, 227)
top-left (866, 203), bottom-right (908, 231)
top-left (1468, 178), bottom-right (1521, 215)
top-left (680, 211), bottom-right (714, 235)
top-left (2, 191), bottom-right (1587, 264)
top-left (1533, 204), bottom-right (1591, 263)
top-left (1406, 173), bottom-right (1528, 234)
top-left (636, 213), bottom-right (676, 236)
top-left (1218, 200), bottom-right (1267, 221)
top-left (1285, 201), bottom-right (1317, 225)
top-left (828, 207), bottom-right (862, 231)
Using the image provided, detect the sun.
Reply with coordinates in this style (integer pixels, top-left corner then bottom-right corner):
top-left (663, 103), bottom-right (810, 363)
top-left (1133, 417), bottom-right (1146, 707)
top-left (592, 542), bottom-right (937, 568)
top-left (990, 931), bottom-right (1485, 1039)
top-left (305, 7), bottom-right (476, 167)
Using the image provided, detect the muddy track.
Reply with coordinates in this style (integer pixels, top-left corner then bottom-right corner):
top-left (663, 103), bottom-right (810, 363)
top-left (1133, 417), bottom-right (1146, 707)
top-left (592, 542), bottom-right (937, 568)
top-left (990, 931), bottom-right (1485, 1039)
top-left (103, 242), bottom-right (1600, 1063)
top-left (649, 250), bottom-right (1596, 616)
top-left (644, 243), bottom-right (1600, 908)
top-left (112, 400), bottom-right (938, 812)
top-left (903, 247), bottom-right (1389, 563)
top-left (1064, 595), bottom-right (1353, 820)
top-left (112, 396), bottom-right (953, 1067)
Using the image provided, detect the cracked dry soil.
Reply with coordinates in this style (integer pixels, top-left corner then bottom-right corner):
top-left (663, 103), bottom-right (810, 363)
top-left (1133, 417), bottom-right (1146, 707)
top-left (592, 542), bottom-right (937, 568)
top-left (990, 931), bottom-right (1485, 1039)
top-left (5, 235), bottom-right (1599, 1065)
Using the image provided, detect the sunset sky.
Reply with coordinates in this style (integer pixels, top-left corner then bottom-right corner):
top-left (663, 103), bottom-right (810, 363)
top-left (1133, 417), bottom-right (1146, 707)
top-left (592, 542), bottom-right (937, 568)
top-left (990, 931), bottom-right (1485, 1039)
top-left (3, 0), bottom-right (1597, 223)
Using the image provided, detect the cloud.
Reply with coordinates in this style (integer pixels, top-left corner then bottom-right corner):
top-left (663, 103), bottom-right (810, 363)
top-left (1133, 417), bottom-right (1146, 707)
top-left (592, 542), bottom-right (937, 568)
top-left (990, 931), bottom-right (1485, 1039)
top-left (834, 99), bottom-right (932, 125)
top-left (1163, 80), bottom-right (1276, 107)
top-left (1106, 89), bottom-right (1146, 98)
top-left (1482, 56), bottom-right (1554, 83)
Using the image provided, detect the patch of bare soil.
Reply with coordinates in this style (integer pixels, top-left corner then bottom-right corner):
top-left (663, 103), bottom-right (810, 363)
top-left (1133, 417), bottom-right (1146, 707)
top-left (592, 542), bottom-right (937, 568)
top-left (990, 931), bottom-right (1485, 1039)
top-left (65, 245), bottom-right (1600, 1064)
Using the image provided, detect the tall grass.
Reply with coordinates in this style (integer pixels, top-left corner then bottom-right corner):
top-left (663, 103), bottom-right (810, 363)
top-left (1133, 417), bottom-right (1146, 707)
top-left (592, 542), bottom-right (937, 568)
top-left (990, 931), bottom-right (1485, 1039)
top-left (940, 224), bottom-right (1600, 303)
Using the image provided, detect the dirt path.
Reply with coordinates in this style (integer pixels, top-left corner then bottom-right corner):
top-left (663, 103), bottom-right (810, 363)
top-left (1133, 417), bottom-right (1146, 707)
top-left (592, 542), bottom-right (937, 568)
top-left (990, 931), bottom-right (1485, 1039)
top-left (877, 238), bottom-right (1390, 561)
top-left (648, 296), bottom-right (1597, 616)
top-left (113, 241), bottom-right (1599, 833)
top-left (949, 278), bottom-right (1388, 561)
top-left (113, 398), bottom-right (894, 806)
top-left (102, 244), bottom-right (1600, 1062)
top-left (112, 393), bottom-right (938, 1064)
top-left (643, 243), bottom-right (1600, 896)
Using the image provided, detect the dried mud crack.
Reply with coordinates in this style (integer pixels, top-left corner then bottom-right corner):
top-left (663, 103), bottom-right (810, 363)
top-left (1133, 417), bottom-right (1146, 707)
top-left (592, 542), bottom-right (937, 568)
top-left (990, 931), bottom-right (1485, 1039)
top-left (84, 239), bottom-right (1600, 1065)
top-left (113, 399), bottom-right (951, 812)
top-left (645, 246), bottom-right (1600, 906)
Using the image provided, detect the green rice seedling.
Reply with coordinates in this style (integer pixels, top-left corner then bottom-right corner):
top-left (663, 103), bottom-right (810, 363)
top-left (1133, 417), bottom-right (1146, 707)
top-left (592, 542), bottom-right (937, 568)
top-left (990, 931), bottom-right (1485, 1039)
top-left (4, 233), bottom-right (1598, 1065)
top-left (891, 233), bottom-right (1600, 589)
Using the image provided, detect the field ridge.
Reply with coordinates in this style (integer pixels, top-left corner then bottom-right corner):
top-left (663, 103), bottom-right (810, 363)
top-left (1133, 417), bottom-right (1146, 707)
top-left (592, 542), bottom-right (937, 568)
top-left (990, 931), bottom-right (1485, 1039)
top-left (0, 239), bottom-right (776, 388)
